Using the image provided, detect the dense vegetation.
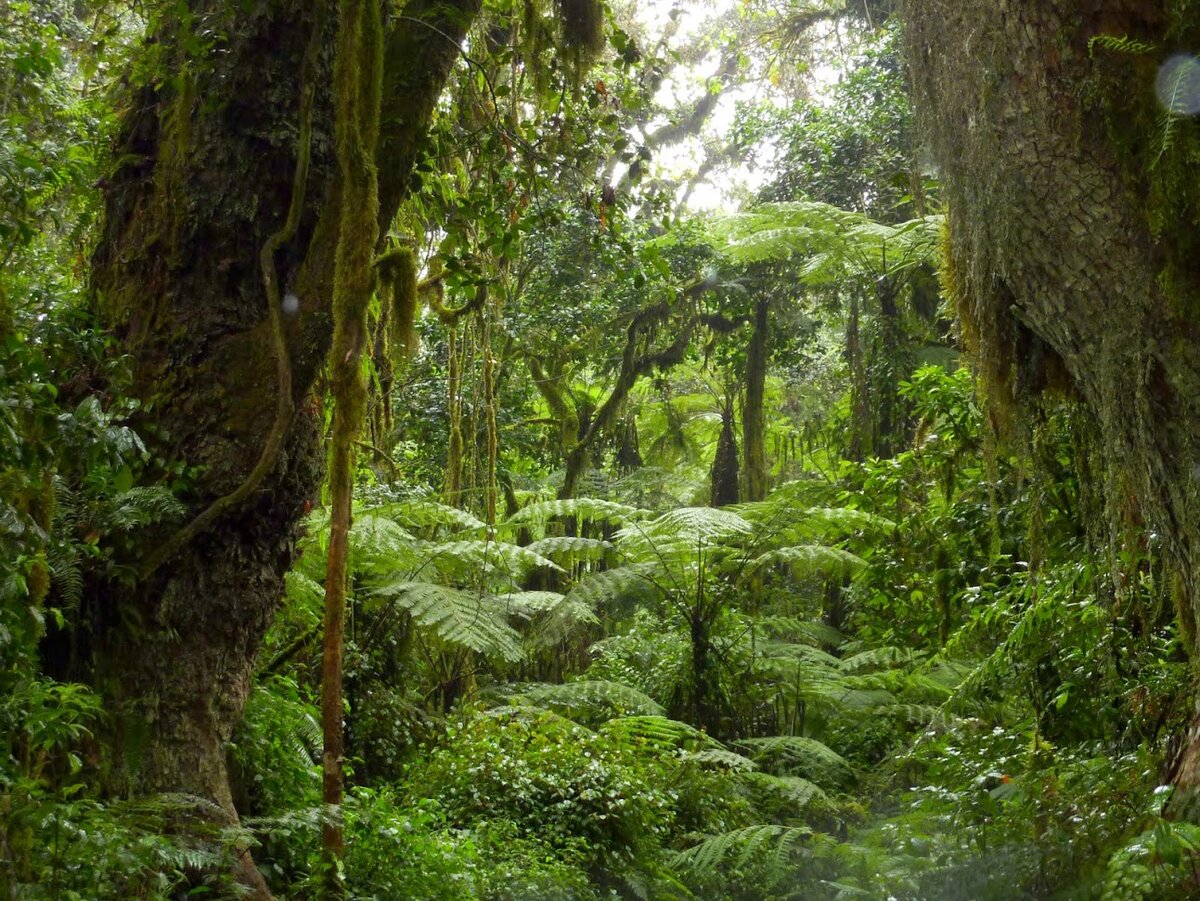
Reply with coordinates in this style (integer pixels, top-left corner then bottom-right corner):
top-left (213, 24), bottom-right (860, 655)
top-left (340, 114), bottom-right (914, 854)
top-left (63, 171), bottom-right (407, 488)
top-left (3, 1), bottom-right (1199, 898)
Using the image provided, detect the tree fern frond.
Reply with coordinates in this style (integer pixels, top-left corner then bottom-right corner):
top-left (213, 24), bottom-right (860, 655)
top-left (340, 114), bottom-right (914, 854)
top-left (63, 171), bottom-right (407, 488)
top-left (741, 772), bottom-right (830, 811)
top-left (378, 499), bottom-right (486, 534)
top-left (839, 646), bottom-right (920, 673)
top-left (518, 680), bottom-right (665, 721)
top-left (350, 513), bottom-right (419, 573)
top-left (683, 747), bottom-right (758, 772)
top-left (563, 563), bottom-right (661, 611)
top-left (671, 824), bottom-right (812, 876)
top-left (747, 544), bottom-right (865, 579)
top-left (734, 736), bottom-right (852, 787)
top-left (416, 539), bottom-right (564, 579)
top-left (502, 497), bottom-right (650, 529)
top-left (524, 535), bottom-right (612, 566)
top-left (371, 581), bottom-right (523, 661)
top-left (755, 616), bottom-right (844, 648)
top-left (600, 715), bottom-right (723, 752)
top-left (758, 640), bottom-right (844, 670)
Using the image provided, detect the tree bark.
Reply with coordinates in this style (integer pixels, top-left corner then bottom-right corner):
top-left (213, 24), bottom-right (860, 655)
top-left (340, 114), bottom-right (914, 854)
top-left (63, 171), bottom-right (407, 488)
top-left (86, 0), bottom-right (480, 887)
top-left (902, 0), bottom-right (1200, 806)
top-left (742, 299), bottom-right (769, 502)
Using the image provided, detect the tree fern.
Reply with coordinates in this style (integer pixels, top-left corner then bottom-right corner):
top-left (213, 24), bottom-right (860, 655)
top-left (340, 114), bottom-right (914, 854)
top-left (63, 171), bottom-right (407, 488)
top-left (515, 680), bottom-right (665, 722)
top-left (377, 498), bottom-right (486, 534)
top-left (734, 735), bottom-right (852, 788)
top-left (562, 562), bottom-right (661, 611)
top-left (599, 714), bottom-right (723, 752)
top-left (370, 581), bottom-right (523, 661)
top-left (501, 497), bottom-right (649, 530)
top-left (524, 535), bottom-right (612, 567)
top-left (413, 538), bottom-right (563, 581)
top-left (683, 747), bottom-right (758, 772)
top-left (671, 823), bottom-right (812, 877)
top-left (746, 544), bottom-right (865, 580)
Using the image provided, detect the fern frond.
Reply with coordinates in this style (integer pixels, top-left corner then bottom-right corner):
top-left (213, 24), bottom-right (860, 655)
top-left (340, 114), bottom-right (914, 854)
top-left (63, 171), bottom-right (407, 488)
top-left (683, 747), bottom-right (758, 772)
top-left (349, 513), bottom-right (419, 573)
top-left (416, 539), bottom-right (564, 579)
top-left (600, 715), bottom-right (724, 752)
top-left (747, 544), bottom-right (865, 579)
top-left (371, 580), bottom-right (523, 661)
top-left (734, 735), bottom-right (852, 787)
top-left (755, 616), bottom-right (844, 648)
top-left (741, 772), bottom-right (830, 811)
top-left (524, 535), bottom-right (612, 566)
top-left (378, 499), bottom-right (486, 534)
top-left (518, 680), bottom-right (665, 721)
top-left (839, 646), bottom-right (920, 673)
top-left (562, 562), bottom-right (661, 611)
top-left (502, 497), bottom-right (649, 529)
top-left (671, 824), bottom-right (812, 876)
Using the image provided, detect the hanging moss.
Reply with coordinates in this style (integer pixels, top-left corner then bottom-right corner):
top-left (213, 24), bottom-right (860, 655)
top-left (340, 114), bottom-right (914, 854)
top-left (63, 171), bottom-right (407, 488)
top-left (557, 0), bottom-right (605, 64)
top-left (376, 244), bottom-right (419, 358)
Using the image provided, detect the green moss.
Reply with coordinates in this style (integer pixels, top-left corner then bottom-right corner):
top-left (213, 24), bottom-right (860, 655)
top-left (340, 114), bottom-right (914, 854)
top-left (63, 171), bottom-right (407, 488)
top-left (376, 245), bottom-right (419, 358)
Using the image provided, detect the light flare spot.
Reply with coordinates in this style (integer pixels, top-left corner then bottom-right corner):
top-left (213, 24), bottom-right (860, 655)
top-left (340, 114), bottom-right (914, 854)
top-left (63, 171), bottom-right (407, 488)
top-left (282, 293), bottom-right (300, 316)
top-left (1156, 54), bottom-right (1200, 116)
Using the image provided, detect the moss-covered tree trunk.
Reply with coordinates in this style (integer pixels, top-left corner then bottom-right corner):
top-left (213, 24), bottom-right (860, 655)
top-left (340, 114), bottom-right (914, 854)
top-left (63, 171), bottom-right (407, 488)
top-left (742, 299), bottom-right (770, 502)
top-left (87, 1), bottom-right (479, 888)
top-left (902, 0), bottom-right (1200, 810)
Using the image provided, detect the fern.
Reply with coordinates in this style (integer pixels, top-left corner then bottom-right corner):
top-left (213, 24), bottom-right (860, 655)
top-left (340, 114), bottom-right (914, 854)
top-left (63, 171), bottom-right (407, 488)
top-left (740, 772), bottom-right (829, 811)
top-left (378, 498), bottom-right (486, 534)
top-left (414, 539), bottom-right (563, 580)
top-left (1087, 34), bottom-right (1155, 57)
top-left (370, 580), bottom-right (523, 661)
top-left (501, 497), bottom-right (649, 530)
top-left (600, 715), bottom-right (724, 752)
top-left (516, 680), bottom-right (665, 721)
top-left (524, 535), bottom-right (612, 566)
top-left (746, 544), bottom-right (865, 578)
top-left (683, 747), bottom-right (758, 772)
top-left (562, 562), bottom-right (660, 611)
top-left (734, 735), bottom-right (852, 787)
top-left (671, 823), bottom-right (812, 876)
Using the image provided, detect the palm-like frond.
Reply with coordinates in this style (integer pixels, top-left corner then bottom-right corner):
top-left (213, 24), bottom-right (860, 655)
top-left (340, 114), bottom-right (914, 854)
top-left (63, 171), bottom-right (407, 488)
top-left (377, 499), bottom-right (486, 534)
top-left (734, 735), bottom-right (852, 788)
top-left (501, 497), bottom-right (649, 530)
top-left (599, 715), bottom-right (723, 752)
top-left (746, 545), bottom-right (865, 579)
top-left (516, 680), bottom-right (665, 721)
top-left (671, 823), bottom-right (812, 876)
top-left (683, 747), bottom-right (758, 772)
top-left (524, 535), bottom-right (612, 566)
top-left (370, 581), bottom-right (523, 661)
top-left (414, 539), bottom-right (563, 581)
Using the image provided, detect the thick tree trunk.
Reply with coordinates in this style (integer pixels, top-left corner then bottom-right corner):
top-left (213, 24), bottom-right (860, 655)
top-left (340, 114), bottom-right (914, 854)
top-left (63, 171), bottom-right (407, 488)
top-left (902, 0), bottom-right (1200, 805)
top-left (85, 0), bottom-right (480, 886)
top-left (92, 0), bottom-right (332, 820)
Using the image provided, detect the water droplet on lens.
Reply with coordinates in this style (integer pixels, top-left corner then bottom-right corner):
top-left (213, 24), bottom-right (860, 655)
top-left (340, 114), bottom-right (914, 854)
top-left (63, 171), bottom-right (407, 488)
top-left (1156, 54), bottom-right (1200, 116)
top-left (282, 293), bottom-right (300, 315)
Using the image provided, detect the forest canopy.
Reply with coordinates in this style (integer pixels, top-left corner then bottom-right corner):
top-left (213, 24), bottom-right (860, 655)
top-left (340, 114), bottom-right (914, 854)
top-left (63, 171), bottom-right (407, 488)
top-left (3, 0), bottom-right (1200, 898)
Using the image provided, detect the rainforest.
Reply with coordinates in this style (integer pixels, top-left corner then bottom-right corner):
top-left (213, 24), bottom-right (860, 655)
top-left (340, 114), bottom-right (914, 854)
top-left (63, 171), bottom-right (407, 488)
top-left (4, 0), bottom-right (1200, 898)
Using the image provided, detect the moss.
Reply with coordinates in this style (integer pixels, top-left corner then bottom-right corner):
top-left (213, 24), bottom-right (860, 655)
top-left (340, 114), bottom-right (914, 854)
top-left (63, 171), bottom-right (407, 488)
top-left (376, 244), bottom-right (419, 358)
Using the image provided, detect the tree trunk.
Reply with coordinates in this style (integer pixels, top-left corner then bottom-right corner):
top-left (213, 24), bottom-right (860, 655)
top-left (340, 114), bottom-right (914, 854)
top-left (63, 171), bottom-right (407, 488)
top-left (85, 0), bottom-right (480, 887)
top-left (902, 0), bottom-right (1200, 806)
top-left (742, 299), bottom-right (770, 502)
top-left (710, 399), bottom-right (740, 507)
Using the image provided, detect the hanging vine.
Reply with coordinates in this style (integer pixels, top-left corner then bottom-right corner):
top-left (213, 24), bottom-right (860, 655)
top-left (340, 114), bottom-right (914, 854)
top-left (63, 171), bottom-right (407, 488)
top-left (322, 0), bottom-right (382, 889)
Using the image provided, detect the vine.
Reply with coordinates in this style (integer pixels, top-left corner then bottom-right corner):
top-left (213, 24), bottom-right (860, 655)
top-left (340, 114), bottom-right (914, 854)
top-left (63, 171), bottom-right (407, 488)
top-left (322, 0), bottom-right (383, 890)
